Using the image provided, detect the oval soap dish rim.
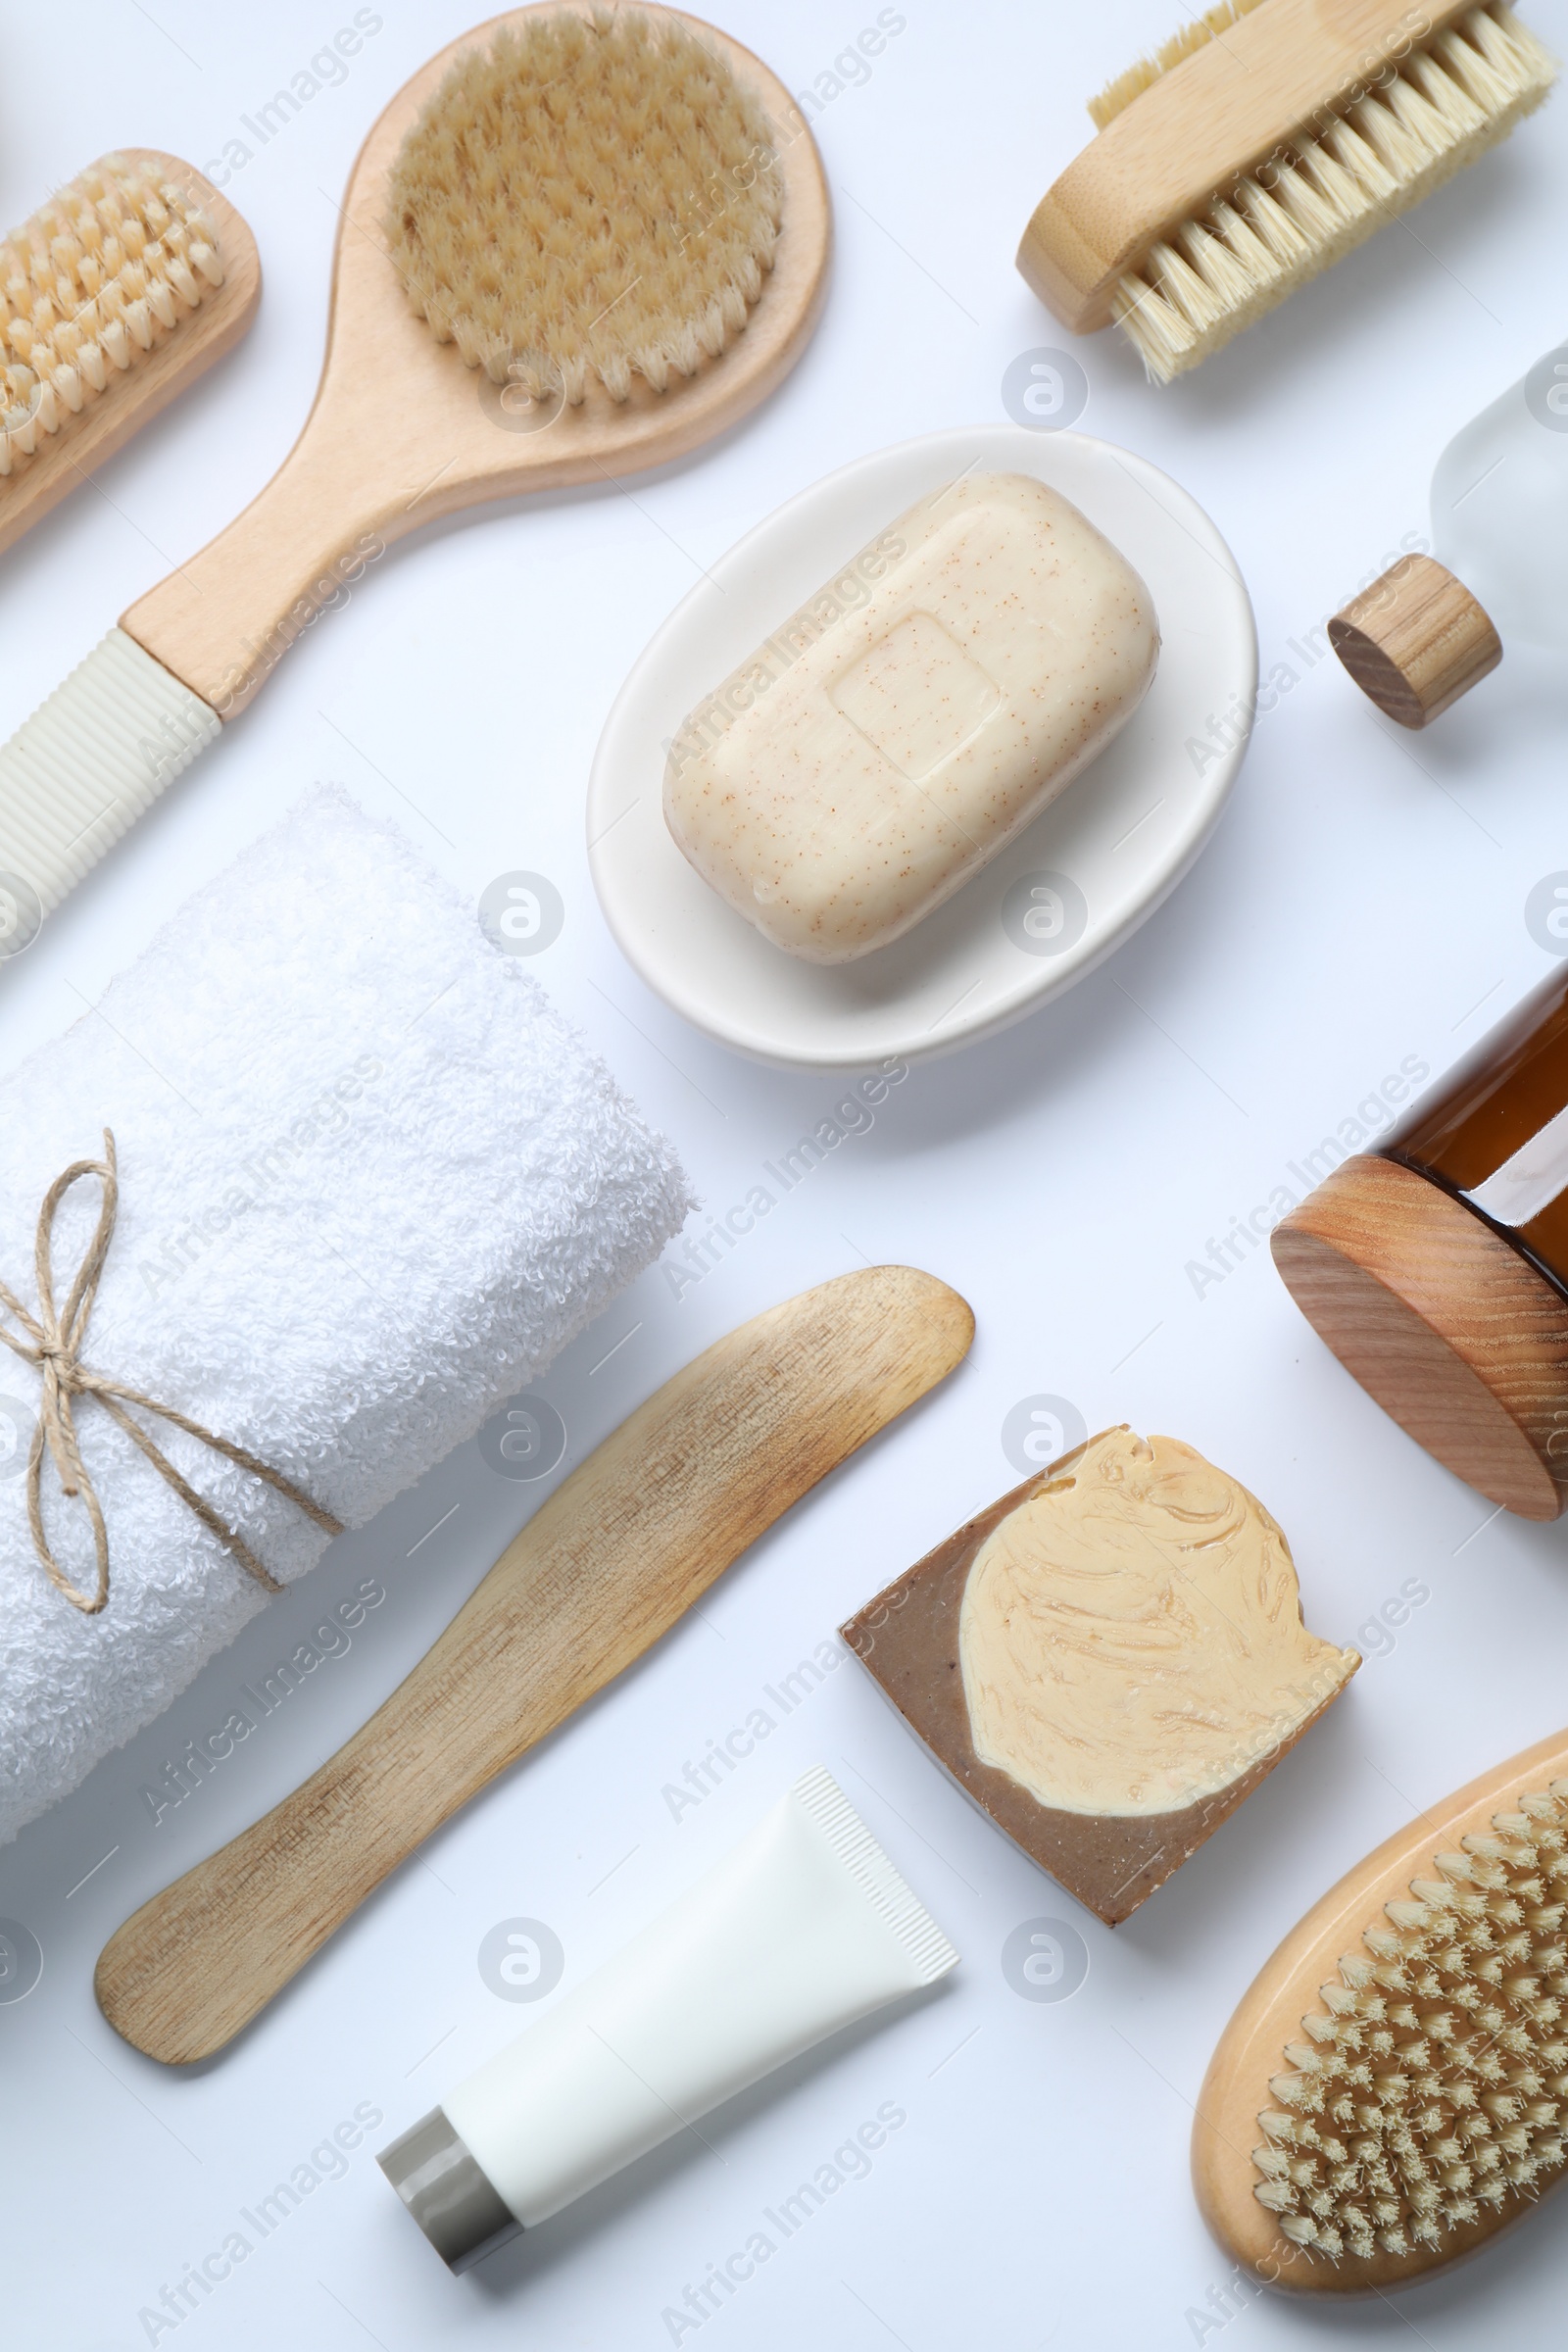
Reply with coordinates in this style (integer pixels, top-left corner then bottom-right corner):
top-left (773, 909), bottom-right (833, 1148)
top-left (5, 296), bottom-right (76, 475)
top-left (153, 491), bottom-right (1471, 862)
top-left (587, 422), bottom-right (1257, 1071)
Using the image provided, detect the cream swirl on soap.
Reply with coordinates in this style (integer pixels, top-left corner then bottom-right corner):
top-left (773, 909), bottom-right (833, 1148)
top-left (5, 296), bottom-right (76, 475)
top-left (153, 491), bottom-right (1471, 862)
top-left (958, 1428), bottom-right (1356, 1817)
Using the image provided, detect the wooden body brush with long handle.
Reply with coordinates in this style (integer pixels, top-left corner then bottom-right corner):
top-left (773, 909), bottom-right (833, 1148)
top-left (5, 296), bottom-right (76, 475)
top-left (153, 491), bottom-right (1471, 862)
top-left (0, 5), bottom-right (828, 926)
top-left (1017, 0), bottom-right (1555, 383)
top-left (1195, 1726), bottom-right (1568, 2289)
top-left (0, 153), bottom-right (260, 556)
top-left (94, 1265), bottom-right (972, 2065)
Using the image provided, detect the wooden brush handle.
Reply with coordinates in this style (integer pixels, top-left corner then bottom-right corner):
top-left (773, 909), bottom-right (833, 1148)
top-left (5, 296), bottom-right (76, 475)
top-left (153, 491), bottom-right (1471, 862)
top-left (1018, 0), bottom-right (1482, 329)
top-left (119, 399), bottom-right (393, 719)
top-left (94, 1266), bottom-right (973, 2065)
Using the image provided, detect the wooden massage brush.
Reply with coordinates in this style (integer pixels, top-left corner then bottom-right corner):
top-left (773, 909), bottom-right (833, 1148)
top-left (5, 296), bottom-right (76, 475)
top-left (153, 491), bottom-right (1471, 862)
top-left (0, 5), bottom-right (829, 929)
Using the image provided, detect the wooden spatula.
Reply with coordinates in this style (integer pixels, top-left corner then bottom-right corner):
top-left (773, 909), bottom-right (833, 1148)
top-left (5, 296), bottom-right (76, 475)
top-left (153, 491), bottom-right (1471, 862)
top-left (96, 1265), bottom-right (972, 2064)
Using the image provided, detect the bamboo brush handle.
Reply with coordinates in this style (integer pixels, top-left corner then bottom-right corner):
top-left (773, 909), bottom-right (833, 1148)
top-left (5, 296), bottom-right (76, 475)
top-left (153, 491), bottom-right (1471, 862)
top-left (94, 1266), bottom-right (973, 2066)
top-left (1019, 0), bottom-right (1485, 329)
top-left (120, 404), bottom-right (392, 718)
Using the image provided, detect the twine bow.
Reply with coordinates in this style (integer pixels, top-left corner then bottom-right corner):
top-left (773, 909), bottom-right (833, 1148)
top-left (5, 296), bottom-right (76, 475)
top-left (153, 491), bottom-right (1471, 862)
top-left (0, 1131), bottom-right (343, 1615)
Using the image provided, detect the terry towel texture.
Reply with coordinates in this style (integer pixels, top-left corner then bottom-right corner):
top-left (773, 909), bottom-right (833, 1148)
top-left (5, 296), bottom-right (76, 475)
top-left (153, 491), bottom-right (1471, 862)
top-left (0, 788), bottom-right (693, 1845)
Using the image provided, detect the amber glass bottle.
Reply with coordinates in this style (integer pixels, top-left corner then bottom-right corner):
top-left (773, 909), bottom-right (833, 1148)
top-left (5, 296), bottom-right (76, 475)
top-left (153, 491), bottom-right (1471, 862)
top-left (1272, 967), bottom-right (1568, 1523)
top-left (1383, 965), bottom-right (1568, 1300)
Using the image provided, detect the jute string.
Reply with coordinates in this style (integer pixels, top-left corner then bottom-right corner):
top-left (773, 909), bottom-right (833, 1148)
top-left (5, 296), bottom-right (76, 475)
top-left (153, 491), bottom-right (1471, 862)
top-left (0, 1131), bottom-right (343, 1615)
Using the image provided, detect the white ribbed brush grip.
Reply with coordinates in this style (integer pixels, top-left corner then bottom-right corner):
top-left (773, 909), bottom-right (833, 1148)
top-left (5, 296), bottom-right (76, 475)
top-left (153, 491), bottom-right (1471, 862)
top-left (0, 628), bottom-right (220, 917)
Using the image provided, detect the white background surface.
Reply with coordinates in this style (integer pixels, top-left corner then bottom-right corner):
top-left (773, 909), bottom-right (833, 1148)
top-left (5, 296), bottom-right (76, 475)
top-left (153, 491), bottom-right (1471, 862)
top-left (4, 2), bottom-right (1568, 2345)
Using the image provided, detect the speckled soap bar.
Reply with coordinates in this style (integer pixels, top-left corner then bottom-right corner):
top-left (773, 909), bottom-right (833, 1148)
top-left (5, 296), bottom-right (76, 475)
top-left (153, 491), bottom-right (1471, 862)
top-left (662, 471), bottom-right (1158, 963)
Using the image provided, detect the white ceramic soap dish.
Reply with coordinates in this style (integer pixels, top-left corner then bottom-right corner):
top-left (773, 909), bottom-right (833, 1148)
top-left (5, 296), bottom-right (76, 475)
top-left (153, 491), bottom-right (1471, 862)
top-left (588, 423), bottom-right (1256, 1071)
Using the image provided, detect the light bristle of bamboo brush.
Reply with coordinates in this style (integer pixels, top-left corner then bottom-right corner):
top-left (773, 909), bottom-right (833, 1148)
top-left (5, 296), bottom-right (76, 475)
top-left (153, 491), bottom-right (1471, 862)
top-left (1106, 2), bottom-right (1555, 382)
top-left (385, 6), bottom-right (784, 408)
top-left (1252, 1773), bottom-right (1568, 2266)
top-left (0, 157), bottom-right (223, 480)
top-left (1088, 0), bottom-right (1270, 130)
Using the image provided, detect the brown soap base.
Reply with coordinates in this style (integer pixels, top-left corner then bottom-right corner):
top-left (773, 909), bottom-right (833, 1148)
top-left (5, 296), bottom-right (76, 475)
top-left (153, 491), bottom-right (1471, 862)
top-left (840, 1436), bottom-right (1348, 1927)
top-left (1272, 1154), bottom-right (1568, 1522)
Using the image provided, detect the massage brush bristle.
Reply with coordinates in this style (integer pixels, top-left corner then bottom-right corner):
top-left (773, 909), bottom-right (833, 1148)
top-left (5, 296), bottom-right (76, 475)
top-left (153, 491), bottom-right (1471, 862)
top-left (2, 157), bottom-right (224, 469)
top-left (1196, 1737), bottom-right (1568, 2289)
top-left (386, 8), bottom-right (783, 405)
top-left (1018, 0), bottom-right (1557, 385)
top-left (1257, 1790), bottom-right (1568, 2264)
top-left (0, 151), bottom-right (258, 557)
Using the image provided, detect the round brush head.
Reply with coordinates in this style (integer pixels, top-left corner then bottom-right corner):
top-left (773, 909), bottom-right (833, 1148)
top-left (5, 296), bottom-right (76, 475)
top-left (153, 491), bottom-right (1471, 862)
top-left (385, 6), bottom-right (784, 406)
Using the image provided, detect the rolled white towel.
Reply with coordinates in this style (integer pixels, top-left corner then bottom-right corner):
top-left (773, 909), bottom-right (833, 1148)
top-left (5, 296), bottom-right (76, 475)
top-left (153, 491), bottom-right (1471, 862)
top-left (0, 786), bottom-right (693, 1846)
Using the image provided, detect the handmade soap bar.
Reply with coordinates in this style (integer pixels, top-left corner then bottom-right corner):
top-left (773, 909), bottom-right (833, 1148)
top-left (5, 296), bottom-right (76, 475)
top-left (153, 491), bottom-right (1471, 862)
top-left (663, 472), bottom-right (1158, 962)
top-left (841, 1427), bottom-right (1357, 1924)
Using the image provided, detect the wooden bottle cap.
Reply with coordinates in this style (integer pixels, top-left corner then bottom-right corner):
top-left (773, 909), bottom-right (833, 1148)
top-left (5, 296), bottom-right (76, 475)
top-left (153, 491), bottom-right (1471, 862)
top-left (1272, 1153), bottom-right (1568, 1521)
top-left (1328, 555), bottom-right (1501, 728)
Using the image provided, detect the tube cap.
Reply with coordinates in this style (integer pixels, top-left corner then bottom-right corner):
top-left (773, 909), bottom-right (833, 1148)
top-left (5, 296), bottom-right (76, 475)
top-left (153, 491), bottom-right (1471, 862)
top-left (376, 2107), bottom-right (522, 2273)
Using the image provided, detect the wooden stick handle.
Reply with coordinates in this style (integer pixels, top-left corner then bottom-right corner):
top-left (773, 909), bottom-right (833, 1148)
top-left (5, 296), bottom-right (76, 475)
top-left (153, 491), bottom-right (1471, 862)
top-left (94, 1266), bottom-right (973, 2064)
top-left (118, 403), bottom-right (396, 720)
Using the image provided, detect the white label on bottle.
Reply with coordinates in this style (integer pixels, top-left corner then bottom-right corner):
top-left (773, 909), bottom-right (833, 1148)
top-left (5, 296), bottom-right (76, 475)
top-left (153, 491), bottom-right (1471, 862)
top-left (1465, 1100), bottom-right (1568, 1227)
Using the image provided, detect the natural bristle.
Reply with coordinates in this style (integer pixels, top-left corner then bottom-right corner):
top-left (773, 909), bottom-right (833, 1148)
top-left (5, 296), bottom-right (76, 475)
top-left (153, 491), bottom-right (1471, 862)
top-left (1253, 1772), bottom-right (1568, 2266)
top-left (386, 8), bottom-right (784, 406)
top-left (1088, 0), bottom-right (1268, 129)
top-left (0, 157), bottom-right (223, 478)
top-left (1103, 1), bottom-right (1557, 382)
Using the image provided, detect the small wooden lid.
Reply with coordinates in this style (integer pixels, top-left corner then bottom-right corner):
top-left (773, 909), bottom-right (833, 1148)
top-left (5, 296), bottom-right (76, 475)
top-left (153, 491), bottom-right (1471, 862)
top-left (1272, 1154), bottom-right (1568, 1521)
top-left (1328, 555), bottom-right (1501, 728)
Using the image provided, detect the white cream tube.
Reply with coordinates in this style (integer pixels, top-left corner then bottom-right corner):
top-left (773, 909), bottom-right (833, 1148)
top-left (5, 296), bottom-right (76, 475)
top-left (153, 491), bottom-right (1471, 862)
top-left (378, 1767), bottom-right (958, 2270)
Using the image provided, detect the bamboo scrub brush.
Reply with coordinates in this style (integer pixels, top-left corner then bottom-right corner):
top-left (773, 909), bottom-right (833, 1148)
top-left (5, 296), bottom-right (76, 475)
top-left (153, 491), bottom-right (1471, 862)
top-left (0, 152), bottom-right (260, 556)
top-left (0, 6), bottom-right (828, 935)
top-left (1016, 0), bottom-right (1557, 384)
top-left (1195, 1726), bottom-right (1568, 2291)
